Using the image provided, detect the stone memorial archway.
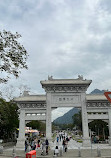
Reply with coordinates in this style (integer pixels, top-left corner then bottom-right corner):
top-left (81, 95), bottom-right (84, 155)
top-left (14, 76), bottom-right (111, 149)
top-left (40, 76), bottom-right (92, 147)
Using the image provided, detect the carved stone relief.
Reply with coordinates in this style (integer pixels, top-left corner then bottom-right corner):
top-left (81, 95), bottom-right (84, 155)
top-left (87, 102), bottom-right (110, 108)
top-left (19, 103), bottom-right (46, 109)
top-left (42, 85), bottom-right (87, 92)
top-left (52, 95), bottom-right (80, 104)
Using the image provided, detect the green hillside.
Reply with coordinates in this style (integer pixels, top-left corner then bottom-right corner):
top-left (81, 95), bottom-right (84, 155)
top-left (53, 108), bottom-right (79, 124)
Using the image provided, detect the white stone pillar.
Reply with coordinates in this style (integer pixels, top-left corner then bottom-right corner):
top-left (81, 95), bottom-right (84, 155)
top-left (16, 109), bottom-right (25, 149)
top-left (108, 107), bottom-right (111, 145)
top-left (81, 93), bottom-right (91, 147)
top-left (46, 92), bottom-right (52, 141)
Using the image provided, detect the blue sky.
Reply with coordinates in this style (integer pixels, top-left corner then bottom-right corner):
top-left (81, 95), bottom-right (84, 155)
top-left (0, 0), bottom-right (111, 120)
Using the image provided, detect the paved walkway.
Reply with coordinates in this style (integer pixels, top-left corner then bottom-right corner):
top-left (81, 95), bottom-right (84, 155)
top-left (51, 135), bottom-right (111, 150)
top-left (50, 135), bottom-right (111, 157)
top-left (1, 136), bottom-right (111, 158)
top-left (51, 137), bottom-right (81, 150)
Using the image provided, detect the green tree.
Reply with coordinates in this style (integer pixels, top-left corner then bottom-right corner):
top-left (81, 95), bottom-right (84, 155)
top-left (52, 122), bottom-right (73, 130)
top-left (0, 98), bottom-right (19, 141)
top-left (0, 30), bottom-right (28, 83)
top-left (26, 121), bottom-right (46, 132)
top-left (89, 120), bottom-right (109, 139)
top-left (72, 111), bottom-right (82, 130)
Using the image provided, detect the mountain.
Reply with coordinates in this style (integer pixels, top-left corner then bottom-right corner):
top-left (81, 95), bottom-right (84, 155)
top-left (53, 108), bottom-right (79, 124)
top-left (90, 89), bottom-right (105, 94)
top-left (53, 89), bottom-right (105, 125)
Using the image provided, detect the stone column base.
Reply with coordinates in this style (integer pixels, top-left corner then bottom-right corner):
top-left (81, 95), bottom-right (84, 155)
top-left (82, 137), bottom-right (91, 147)
top-left (16, 138), bottom-right (25, 150)
top-left (108, 136), bottom-right (111, 145)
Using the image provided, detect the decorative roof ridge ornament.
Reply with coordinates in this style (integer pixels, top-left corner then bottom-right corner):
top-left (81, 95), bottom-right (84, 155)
top-left (77, 75), bottom-right (83, 80)
top-left (22, 90), bottom-right (30, 96)
top-left (104, 91), bottom-right (111, 103)
top-left (48, 75), bottom-right (53, 80)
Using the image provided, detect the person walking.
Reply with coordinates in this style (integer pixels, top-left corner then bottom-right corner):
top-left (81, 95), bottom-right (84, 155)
top-left (62, 138), bottom-right (66, 152)
top-left (31, 139), bottom-right (36, 150)
top-left (57, 136), bottom-right (59, 143)
top-left (37, 139), bottom-right (40, 147)
top-left (45, 139), bottom-right (49, 155)
top-left (25, 138), bottom-right (28, 152)
top-left (65, 141), bottom-right (68, 152)
top-left (59, 134), bottom-right (62, 141)
top-left (41, 140), bottom-right (46, 155)
top-left (54, 146), bottom-right (59, 157)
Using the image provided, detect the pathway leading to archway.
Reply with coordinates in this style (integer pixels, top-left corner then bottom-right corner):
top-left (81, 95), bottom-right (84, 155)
top-left (51, 138), bottom-right (81, 150)
top-left (51, 132), bottom-right (82, 150)
top-left (50, 133), bottom-right (111, 157)
top-left (51, 132), bottom-right (111, 150)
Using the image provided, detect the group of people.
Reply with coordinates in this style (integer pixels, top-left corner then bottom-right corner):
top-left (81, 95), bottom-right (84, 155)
top-left (25, 131), bottom-right (70, 157)
top-left (91, 135), bottom-right (99, 143)
top-left (53, 132), bottom-right (70, 156)
top-left (25, 137), bottom-right (39, 152)
top-left (25, 137), bottom-right (49, 155)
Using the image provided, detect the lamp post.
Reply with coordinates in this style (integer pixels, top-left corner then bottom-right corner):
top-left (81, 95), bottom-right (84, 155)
top-left (103, 127), bottom-right (105, 141)
top-left (95, 125), bottom-right (97, 135)
top-left (98, 128), bottom-right (99, 143)
top-left (98, 128), bottom-right (99, 137)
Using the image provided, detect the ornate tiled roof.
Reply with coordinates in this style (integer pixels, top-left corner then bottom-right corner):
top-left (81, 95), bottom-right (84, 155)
top-left (14, 95), bottom-right (46, 102)
top-left (40, 79), bottom-right (92, 85)
top-left (86, 94), bottom-right (107, 101)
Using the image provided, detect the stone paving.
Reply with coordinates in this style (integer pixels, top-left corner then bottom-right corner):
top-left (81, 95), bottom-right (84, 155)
top-left (1, 137), bottom-right (111, 158)
top-left (51, 137), bottom-right (111, 157)
top-left (52, 136), bottom-right (111, 149)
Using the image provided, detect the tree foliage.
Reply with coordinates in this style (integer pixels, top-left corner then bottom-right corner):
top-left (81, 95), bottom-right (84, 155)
top-left (89, 120), bottom-right (109, 138)
top-left (0, 98), bottom-right (19, 141)
top-left (72, 111), bottom-right (109, 138)
top-left (0, 30), bottom-right (28, 83)
top-left (52, 122), bottom-right (73, 130)
top-left (26, 120), bottom-right (46, 132)
top-left (72, 111), bottom-right (82, 130)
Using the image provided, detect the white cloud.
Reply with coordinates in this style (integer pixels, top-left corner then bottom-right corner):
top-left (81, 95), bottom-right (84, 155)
top-left (1, 0), bottom-right (111, 118)
top-left (52, 107), bottom-right (73, 121)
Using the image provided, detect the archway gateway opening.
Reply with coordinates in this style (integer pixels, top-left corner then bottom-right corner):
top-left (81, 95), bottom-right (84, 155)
top-left (40, 76), bottom-right (92, 147)
top-left (88, 120), bottom-right (109, 143)
top-left (15, 76), bottom-right (111, 149)
top-left (52, 107), bottom-right (74, 122)
top-left (52, 107), bottom-right (81, 133)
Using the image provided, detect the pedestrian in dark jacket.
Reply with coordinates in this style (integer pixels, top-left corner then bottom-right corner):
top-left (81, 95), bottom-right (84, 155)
top-left (45, 139), bottom-right (49, 155)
